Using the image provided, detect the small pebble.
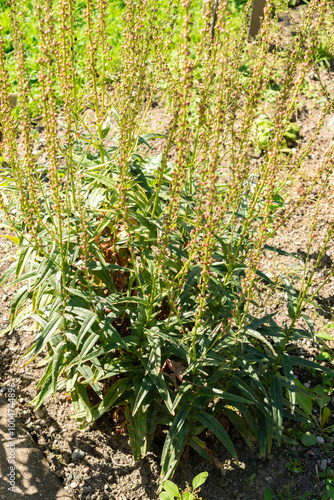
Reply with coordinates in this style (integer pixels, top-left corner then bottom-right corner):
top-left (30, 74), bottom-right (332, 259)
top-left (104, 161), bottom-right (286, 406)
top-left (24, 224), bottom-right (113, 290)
top-left (83, 466), bottom-right (90, 474)
top-left (317, 436), bottom-right (325, 445)
top-left (35, 406), bottom-right (46, 418)
top-left (74, 437), bottom-right (82, 448)
top-left (320, 459), bottom-right (328, 471)
top-left (72, 448), bottom-right (85, 460)
top-left (70, 481), bottom-right (77, 489)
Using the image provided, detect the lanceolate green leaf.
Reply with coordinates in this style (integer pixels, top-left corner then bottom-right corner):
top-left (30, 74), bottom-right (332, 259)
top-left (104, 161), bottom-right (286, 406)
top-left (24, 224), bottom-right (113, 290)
top-left (0, 262), bottom-right (17, 287)
top-left (77, 332), bottom-right (100, 366)
top-left (258, 412), bottom-right (267, 456)
top-left (15, 245), bottom-right (35, 278)
top-left (195, 411), bottom-right (238, 460)
top-left (172, 383), bottom-right (193, 412)
top-left (52, 342), bottom-right (66, 397)
top-left (245, 329), bottom-right (276, 355)
top-left (77, 364), bottom-right (102, 396)
top-left (161, 405), bottom-right (191, 481)
top-left (125, 401), bottom-right (149, 463)
top-left (281, 275), bottom-right (298, 319)
top-left (280, 353), bottom-right (296, 412)
top-left (143, 341), bottom-right (175, 415)
top-left (33, 314), bottom-right (63, 356)
top-left (76, 311), bottom-right (98, 349)
top-left (132, 375), bottom-right (153, 415)
top-left (187, 436), bottom-right (222, 467)
top-left (288, 355), bottom-right (334, 375)
top-left (84, 171), bottom-right (117, 189)
top-left (270, 374), bottom-right (283, 445)
top-left (10, 287), bottom-right (30, 328)
top-left (300, 314), bottom-right (315, 342)
top-left (30, 254), bottom-right (59, 292)
top-left (150, 371), bottom-right (174, 416)
top-left (231, 376), bottom-right (270, 416)
top-left (91, 379), bottom-right (131, 420)
top-left (223, 407), bottom-right (255, 449)
top-left (196, 387), bottom-right (252, 405)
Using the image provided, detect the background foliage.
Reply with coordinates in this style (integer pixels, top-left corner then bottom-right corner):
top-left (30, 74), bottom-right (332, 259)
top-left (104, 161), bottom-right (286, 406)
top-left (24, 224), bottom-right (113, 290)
top-left (0, 0), bottom-right (333, 485)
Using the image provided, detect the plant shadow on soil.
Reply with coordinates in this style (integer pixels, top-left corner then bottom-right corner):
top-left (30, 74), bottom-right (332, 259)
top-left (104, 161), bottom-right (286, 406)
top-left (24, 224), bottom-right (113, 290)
top-left (0, 324), bottom-right (332, 500)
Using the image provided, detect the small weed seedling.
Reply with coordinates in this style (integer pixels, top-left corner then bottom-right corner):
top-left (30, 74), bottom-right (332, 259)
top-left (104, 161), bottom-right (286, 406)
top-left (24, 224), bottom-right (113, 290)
top-left (319, 467), bottom-right (334, 500)
top-left (264, 485), bottom-right (318, 500)
top-left (285, 458), bottom-right (304, 474)
top-left (159, 472), bottom-right (208, 500)
top-left (295, 379), bottom-right (333, 446)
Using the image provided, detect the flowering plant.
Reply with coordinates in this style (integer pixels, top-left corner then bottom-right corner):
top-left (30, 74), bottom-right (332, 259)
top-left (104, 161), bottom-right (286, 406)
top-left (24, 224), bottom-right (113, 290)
top-left (0, 0), bottom-right (333, 482)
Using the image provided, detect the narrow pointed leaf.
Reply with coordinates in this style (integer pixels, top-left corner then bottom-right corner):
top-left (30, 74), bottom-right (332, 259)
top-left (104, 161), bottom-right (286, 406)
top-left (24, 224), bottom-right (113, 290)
top-left (161, 405), bottom-right (190, 481)
top-left (195, 411), bottom-right (237, 460)
top-left (281, 275), bottom-right (298, 319)
top-left (125, 403), bottom-right (148, 463)
top-left (76, 312), bottom-right (98, 349)
top-left (91, 379), bottom-right (130, 420)
top-left (270, 374), bottom-right (283, 445)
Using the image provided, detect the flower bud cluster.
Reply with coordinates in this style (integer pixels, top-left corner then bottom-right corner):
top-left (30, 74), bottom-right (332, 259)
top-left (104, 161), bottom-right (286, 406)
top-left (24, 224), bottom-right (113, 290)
top-left (35, 0), bottom-right (63, 221)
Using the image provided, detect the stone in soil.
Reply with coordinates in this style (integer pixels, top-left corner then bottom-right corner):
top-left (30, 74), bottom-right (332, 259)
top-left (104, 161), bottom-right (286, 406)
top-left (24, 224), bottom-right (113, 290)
top-left (72, 448), bottom-right (85, 460)
top-left (320, 459), bottom-right (328, 471)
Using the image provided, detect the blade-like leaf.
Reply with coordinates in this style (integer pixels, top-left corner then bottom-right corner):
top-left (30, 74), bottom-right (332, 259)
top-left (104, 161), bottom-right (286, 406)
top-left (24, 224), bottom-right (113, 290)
top-left (280, 353), bottom-right (296, 413)
top-left (76, 312), bottom-right (98, 349)
top-left (281, 275), bottom-right (298, 319)
top-left (33, 314), bottom-right (63, 355)
top-left (132, 375), bottom-right (153, 415)
top-left (52, 342), bottom-right (66, 397)
top-left (0, 262), bottom-right (17, 287)
top-left (288, 355), bottom-right (334, 375)
top-left (195, 411), bottom-right (237, 460)
top-left (125, 403), bottom-right (148, 463)
top-left (270, 374), bottom-right (283, 445)
top-left (161, 405), bottom-right (191, 481)
top-left (91, 379), bottom-right (130, 420)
